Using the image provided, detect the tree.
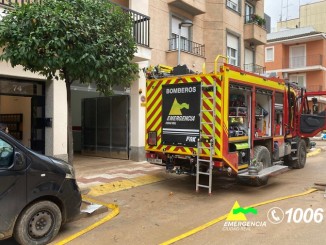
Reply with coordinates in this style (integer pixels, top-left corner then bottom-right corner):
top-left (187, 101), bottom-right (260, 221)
top-left (0, 0), bottom-right (139, 164)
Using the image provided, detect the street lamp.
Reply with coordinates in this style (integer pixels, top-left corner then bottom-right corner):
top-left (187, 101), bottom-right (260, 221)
top-left (178, 20), bottom-right (193, 65)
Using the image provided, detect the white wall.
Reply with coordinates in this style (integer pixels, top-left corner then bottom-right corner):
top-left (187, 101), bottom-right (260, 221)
top-left (0, 61), bottom-right (45, 80)
top-left (129, 61), bottom-right (147, 160)
top-left (130, 0), bottom-right (149, 15)
top-left (45, 80), bottom-right (68, 158)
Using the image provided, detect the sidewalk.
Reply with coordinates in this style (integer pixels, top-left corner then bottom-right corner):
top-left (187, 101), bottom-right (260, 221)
top-left (74, 154), bottom-right (164, 191)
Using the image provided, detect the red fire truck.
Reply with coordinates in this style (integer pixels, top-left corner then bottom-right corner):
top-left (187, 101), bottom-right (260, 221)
top-left (145, 56), bottom-right (326, 193)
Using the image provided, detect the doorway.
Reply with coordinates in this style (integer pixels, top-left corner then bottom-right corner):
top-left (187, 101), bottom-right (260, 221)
top-left (0, 78), bottom-right (45, 153)
top-left (82, 95), bottom-right (130, 159)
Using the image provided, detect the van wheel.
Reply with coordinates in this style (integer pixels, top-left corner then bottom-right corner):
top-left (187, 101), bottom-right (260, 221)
top-left (291, 139), bottom-right (307, 169)
top-left (14, 201), bottom-right (62, 245)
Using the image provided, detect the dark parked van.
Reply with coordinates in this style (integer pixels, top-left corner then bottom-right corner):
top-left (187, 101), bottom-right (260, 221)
top-left (0, 130), bottom-right (81, 245)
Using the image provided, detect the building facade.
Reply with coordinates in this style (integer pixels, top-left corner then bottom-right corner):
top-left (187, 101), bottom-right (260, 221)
top-left (265, 27), bottom-right (326, 94)
top-left (277, 0), bottom-right (326, 33)
top-left (0, 0), bottom-right (267, 162)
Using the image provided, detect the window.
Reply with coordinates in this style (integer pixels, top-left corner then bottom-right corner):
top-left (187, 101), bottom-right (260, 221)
top-left (245, 2), bottom-right (254, 22)
top-left (265, 47), bottom-right (274, 62)
top-left (170, 16), bottom-right (192, 52)
top-left (0, 138), bottom-right (14, 168)
top-left (227, 0), bottom-right (240, 12)
top-left (290, 45), bottom-right (306, 68)
top-left (227, 33), bottom-right (239, 66)
top-left (244, 48), bottom-right (254, 72)
top-left (289, 74), bottom-right (306, 88)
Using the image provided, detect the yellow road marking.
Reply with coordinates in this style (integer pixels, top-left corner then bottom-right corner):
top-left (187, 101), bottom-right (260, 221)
top-left (87, 174), bottom-right (166, 197)
top-left (160, 188), bottom-right (318, 245)
top-left (55, 196), bottom-right (119, 245)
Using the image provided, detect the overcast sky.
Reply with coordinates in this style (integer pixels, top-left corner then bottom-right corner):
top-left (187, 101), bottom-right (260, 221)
top-left (264, 0), bottom-right (322, 30)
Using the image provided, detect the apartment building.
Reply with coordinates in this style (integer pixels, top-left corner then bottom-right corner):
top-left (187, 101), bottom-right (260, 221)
top-left (0, 0), bottom-right (267, 162)
top-left (143, 0), bottom-right (267, 73)
top-left (265, 26), bottom-right (326, 95)
top-left (277, 0), bottom-right (326, 33)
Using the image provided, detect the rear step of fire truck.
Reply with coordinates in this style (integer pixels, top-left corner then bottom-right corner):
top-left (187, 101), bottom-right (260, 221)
top-left (196, 81), bottom-right (216, 194)
top-left (237, 165), bottom-right (289, 180)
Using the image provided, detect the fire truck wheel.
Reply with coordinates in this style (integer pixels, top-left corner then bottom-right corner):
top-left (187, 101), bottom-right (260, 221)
top-left (251, 146), bottom-right (271, 186)
top-left (253, 146), bottom-right (271, 169)
top-left (291, 139), bottom-right (307, 169)
top-left (237, 146), bottom-right (271, 187)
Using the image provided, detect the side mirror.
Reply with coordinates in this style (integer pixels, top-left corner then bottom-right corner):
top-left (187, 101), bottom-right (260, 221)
top-left (13, 151), bottom-right (26, 171)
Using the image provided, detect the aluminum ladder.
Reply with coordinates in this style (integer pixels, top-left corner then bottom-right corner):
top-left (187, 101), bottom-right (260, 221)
top-left (196, 80), bottom-right (216, 194)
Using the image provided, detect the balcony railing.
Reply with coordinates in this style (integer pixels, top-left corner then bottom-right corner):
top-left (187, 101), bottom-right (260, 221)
top-left (0, 0), bottom-right (34, 6)
top-left (0, 0), bottom-right (150, 48)
top-left (244, 14), bottom-right (266, 29)
top-left (284, 54), bottom-right (323, 69)
top-left (168, 36), bottom-right (205, 57)
top-left (244, 63), bottom-right (265, 75)
top-left (120, 6), bottom-right (150, 48)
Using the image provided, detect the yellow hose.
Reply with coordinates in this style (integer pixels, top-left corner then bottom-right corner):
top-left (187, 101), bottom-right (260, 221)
top-left (160, 188), bottom-right (318, 245)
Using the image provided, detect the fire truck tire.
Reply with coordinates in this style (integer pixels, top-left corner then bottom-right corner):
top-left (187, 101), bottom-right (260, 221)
top-left (252, 146), bottom-right (271, 186)
top-left (291, 139), bottom-right (307, 169)
top-left (237, 146), bottom-right (271, 187)
top-left (253, 146), bottom-right (271, 169)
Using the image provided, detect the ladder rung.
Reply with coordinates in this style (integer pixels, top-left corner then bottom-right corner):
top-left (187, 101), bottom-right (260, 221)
top-left (200, 135), bottom-right (213, 138)
top-left (198, 159), bottom-right (211, 162)
top-left (197, 146), bottom-right (212, 149)
top-left (202, 109), bottom-right (214, 112)
top-left (197, 184), bottom-right (210, 189)
top-left (198, 171), bottom-right (210, 175)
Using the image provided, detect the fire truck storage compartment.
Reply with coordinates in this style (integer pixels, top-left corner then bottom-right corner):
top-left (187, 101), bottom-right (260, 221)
top-left (255, 89), bottom-right (272, 138)
top-left (228, 84), bottom-right (251, 140)
top-left (274, 92), bottom-right (284, 136)
top-left (228, 84), bottom-right (251, 165)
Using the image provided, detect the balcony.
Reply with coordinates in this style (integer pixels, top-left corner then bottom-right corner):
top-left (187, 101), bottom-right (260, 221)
top-left (167, 0), bottom-right (205, 16)
top-left (167, 36), bottom-right (205, 66)
top-left (282, 54), bottom-right (324, 72)
top-left (244, 14), bottom-right (267, 46)
top-left (168, 36), bottom-right (205, 57)
top-left (121, 7), bottom-right (150, 48)
top-left (244, 63), bottom-right (265, 75)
